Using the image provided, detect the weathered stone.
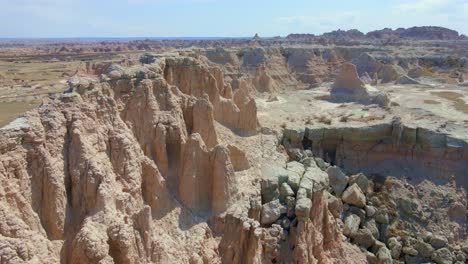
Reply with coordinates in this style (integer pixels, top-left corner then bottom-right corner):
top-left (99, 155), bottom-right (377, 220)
top-left (375, 210), bottom-right (389, 224)
top-left (388, 237), bottom-right (402, 259)
top-left (376, 247), bottom-right (393, 264)
top-left (343, 214), bottom-right (361, 236)
top-left (285, 196), bottom-right (296, 218)
top-left (399, 197), bottom-right (421, 216)
top-left (261, 199), bottom-right (287, 225)
top-left (348, 173), bottom-right (369, 194)
top-left (297, 167), bottom-right (329, 199)
top-left (261, 174), bottom-right (279, 204)
top-left (286, 161), bottom-right (305, 176)
top-left (295, 198), bottom-right (312, 220)
top-left (402, 246), bottom-right (418, 256)
top-left (261, 165), bottom-right (301, 203)
top-left (287, 171), bottom-right (302, 193)
top-left (366, 251), bottom-right (379, 264)
top-left (325, 191), bottom-right (343, 218)
top-left (348, 206), bottom-right (366, 222)
top-left (283, 128), bottom-right (305, 149)
top-left (351, 228), bottom-right (376, 249)
top-left (341, 184), bottom-right (366, 208)
top-left (372, 240), bottom-right (387, 254)
top-left (287, 148), bottom-right (305, 161)
top-left (365, 205), bottom-right (377, 217)
top-left (430, 235), bottom-right (448, 249)
top-left (431, 248), bottom-right (453, 264)
top-left (248, 197), bottom-right (262, 221)
top-left (314, 157), bottom-right (330, 171)
top-left (363, 219), bottom-right (379, 239)
top-left (279, 183), bottom-right (295, 202)
top-left (414, 240), bottom-right (435, 258)
top-left (331, 62), bottom-right (389, 106)
top-left (326, 166), bottom-right (348, 196)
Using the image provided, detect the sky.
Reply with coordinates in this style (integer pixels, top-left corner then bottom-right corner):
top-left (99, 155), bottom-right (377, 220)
top-left (0, 0), bottom-right (467, 38)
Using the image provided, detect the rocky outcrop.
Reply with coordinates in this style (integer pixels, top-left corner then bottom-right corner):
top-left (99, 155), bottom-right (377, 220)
top-left (302, 122), bottom-right (468, 189)
top-left (329, 63), bottom-right (389, 106)
top-left (0, 54), bottom-right (256, 263)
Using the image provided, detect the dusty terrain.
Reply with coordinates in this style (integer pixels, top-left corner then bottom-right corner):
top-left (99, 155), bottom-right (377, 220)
top-left (0, 26), bottom-right (467, 263)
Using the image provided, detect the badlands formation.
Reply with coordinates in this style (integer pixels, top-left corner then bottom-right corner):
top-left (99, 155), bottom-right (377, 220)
top-left (0, 27), bottom-right (467, 263)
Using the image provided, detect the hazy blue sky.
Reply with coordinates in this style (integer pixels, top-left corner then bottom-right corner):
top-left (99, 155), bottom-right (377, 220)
top-left (0, 0), bottom-right (467, 38)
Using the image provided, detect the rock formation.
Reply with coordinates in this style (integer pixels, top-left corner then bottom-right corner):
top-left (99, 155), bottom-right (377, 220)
top-left (329, 63), bottom-right (389, 106)
top-left (0, 53), bottom-right (259, 263)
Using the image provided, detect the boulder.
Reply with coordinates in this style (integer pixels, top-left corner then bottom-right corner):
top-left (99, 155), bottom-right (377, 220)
top-left (313, 157), bottom-right (330, 171)
top-left (343, 214), bottom-right (361, 236)
top-left (348, 206), bottom-right (366, 222)
top-left (279, 183), bottom-right (295, 202)
top-left (414, 240), bottom-right (435, 258)
top-left (366, 251), bottom-right (379, 264)
top-left (286, 161), bottom-right (305, 176)
top-left (431, 248), bottom-right (453, 264)
top-left (348, 173), bottom-right (369, 194)
top-left (285, 196), bottom-right (296, 218)
top-left (375, 210), bottom-right (389, 224)
top-left (341, 184), bottom-right (366, 208)
top-left (325, 191), bottom-right (343, 218)
top-left (372, 240), bottom-right (387, 254)
top-left (376, 247), bottom-right (393, 264)
top-left (430, 235), bottom-right (448, 249)
top-left (399, 197), bottom-right (421, 216)
top-left (388, 237), bottom-right (402, 259)
top-left (365, 205), bottom-right (377, 217)
top-left (402, 246), bottom-right (418, 256)
top-left (363, 219), bottom-right (379, 239)
top-left (261, 174), bottom-right (279, 204)
top-left (261, 166), bottom-right (298, 203)
top-left (261, 200), bottom-right (287, 225)
top-left (295, 198), bottom-right (312, 220)
top-left (287, 171), bottom-right (302, 193)
top-left (326, 166), bottom-right (348, 196)
top-left (351, 228), bottom-right (376, 249)
top-left (297, 167), bottom-right (329, 199)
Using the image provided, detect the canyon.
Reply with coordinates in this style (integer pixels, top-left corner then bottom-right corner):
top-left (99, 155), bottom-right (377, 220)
top-left (0, 27), bottom-right (467, 263)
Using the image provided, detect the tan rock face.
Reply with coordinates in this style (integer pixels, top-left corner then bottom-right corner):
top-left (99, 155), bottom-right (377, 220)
top-left (0, 54), bottom-right (254, 263)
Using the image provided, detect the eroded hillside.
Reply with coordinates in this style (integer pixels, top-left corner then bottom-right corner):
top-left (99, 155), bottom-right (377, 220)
top-left (0, 35), bottom-right (467, 264)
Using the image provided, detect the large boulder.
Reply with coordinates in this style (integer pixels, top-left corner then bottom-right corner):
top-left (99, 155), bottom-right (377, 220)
top-left (343, 214), bottom-right (361, 236)
top-left (341, 184), bottom-right (366, 208)
top-left (387, 237), bottom-right (402, 259)
top-left (297, 166), bottom-right (329, 199)
top-left (295, 198), bottom-right (312, 220)
top-left (330, 63), bottom-right (389, 106)
top-left (351, 229), bottom-right (376, 249)
top-left (414, 240), bottom-right (435, 258)
top-left (261, 166), bottom-right (297, 203)
top-left (376, 247), bottom-right (393, 264)
top-left (431, 248), bottom-right (453, 264)
top-left (326, 166), bottom-right (348, 196)
top-left (348, 173), bottom-right (369, 194)
top-left (261, 199), bottom-right (287, 225)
